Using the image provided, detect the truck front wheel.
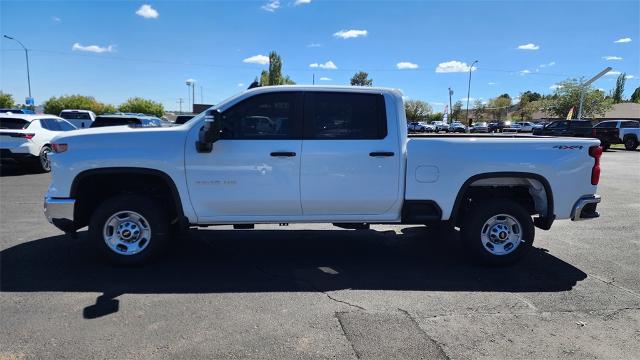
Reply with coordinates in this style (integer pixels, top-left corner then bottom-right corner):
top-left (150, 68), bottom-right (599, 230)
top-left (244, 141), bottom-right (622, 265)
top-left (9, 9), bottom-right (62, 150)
top-left (88, 195), bottom-right (170, 265)
top-left (624, 136), bottom-right (638, 151)
top-left (461, 199), bottom-right (534, 266)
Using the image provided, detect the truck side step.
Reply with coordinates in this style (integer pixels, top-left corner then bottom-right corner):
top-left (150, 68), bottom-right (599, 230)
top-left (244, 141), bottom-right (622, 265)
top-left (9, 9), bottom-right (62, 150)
top-left (332, 223), bottom-right (370, 230)
top-left (233, 224), bottom-right (254, 229)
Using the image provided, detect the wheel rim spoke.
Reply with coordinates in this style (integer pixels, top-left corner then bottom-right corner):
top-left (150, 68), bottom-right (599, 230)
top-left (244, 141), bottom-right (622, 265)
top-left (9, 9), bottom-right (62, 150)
top-left (480, 214), bottom-right (523, 256)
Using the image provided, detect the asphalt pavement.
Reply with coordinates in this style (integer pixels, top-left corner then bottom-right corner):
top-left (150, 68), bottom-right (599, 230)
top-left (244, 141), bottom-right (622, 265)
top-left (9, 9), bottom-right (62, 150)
top-left (1, 149), bottom-right (639, 359)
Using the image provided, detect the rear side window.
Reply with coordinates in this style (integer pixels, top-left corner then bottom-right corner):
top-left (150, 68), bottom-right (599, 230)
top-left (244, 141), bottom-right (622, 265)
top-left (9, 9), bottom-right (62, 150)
top-left (0, 117), bottom-right (29, 129)
top-left (305, 92), bottom-right (387, 139)
top-left (595, 122), bottom-right (617, 128)
top-left (60, 112), bottom-right (91, 120)
top-left (41, 118), bottom-right (62, 131)
top-left (621, 121), bottom-right (639, 128)
top-left (220, 92), bottom-right (301, 139)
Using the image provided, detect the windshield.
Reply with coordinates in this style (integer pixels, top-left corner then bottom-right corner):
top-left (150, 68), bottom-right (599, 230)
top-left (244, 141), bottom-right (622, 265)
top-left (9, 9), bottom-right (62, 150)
top-left (0, 117), bottom-right (30, 129)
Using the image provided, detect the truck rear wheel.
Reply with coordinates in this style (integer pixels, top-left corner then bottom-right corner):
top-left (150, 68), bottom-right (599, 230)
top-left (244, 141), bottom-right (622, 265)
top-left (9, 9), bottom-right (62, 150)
top-left (461, 199), bottom-right (534, 266)
top-left (88, 195), bottom-right (170, 265)
top-left (624, 136), bottom-right (638, 151)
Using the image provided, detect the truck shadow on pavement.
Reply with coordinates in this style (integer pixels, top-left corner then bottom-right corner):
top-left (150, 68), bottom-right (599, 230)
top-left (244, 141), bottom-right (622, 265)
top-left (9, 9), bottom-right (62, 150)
top-left (1, 226), bottom-right (587, 318)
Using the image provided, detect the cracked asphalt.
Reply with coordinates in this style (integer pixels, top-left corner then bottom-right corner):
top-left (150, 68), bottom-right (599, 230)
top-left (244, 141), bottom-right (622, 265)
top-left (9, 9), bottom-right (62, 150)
top-left (1, 149), bottom-right (639, 359)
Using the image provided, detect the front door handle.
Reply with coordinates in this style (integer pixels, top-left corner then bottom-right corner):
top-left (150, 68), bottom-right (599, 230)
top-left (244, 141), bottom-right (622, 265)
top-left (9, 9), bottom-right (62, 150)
top-left (270, 151), bottom-right (296, 157)
top-left (369, 151), bottom-right (395, 157)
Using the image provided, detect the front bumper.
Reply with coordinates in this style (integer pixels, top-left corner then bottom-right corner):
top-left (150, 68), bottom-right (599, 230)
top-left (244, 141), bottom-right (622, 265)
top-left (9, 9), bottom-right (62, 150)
top-left (571, 195), bottom-right (601, 221)
top-left (44, 197), bottom-right (76, 232)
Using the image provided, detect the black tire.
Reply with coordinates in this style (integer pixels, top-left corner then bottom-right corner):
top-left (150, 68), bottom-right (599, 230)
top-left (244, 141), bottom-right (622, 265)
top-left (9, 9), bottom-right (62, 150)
top-left (461, 199), bottom-right (534, 266)
top-left (88, 195), bottom-right (171, 265)
top-left (35, 146), bottom-right (52, 173)
top-left (624, 136), bottom-right (638, 151)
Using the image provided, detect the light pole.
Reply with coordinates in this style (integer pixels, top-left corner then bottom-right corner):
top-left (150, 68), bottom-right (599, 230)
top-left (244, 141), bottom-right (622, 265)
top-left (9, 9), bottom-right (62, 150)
top-left (465, 60), bottom-right (478, 132)
top-left (448, 87), bottom-right (453, 124)
top-left (577, 67), bottom-right (611, 120)
top-left (185, 79), bottom-right (195, 113)
top-left (3, 35), bottom-right (32, 106)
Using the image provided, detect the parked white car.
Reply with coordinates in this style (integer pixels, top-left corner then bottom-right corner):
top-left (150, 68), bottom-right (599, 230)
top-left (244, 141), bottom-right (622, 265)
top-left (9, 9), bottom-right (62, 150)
top-left (59, 109), bottom-right (96, 129)
top-left (0, 114), bottom-right (77, 172)
top-left (432, 121), bottom-right (450, 132)
top-left (515, 122), bottom-right (534, 132)
top-left (45, 86), bottom-right (602, 266)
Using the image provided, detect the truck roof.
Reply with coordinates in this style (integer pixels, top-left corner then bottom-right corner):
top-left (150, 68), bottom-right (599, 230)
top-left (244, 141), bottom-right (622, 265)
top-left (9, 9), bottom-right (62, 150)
top-left (243, 85), bottom-right (404, 97)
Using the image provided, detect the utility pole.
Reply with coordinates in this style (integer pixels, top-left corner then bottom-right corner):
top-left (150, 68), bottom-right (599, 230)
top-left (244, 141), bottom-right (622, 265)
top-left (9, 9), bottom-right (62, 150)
top-left (577, 67), bottom-right (612, 120)
top-left (465, 60), bottom-right (478, 132)
top-left (177, 98), bottom-right (183, 114)
top-left (448, 87), bottom-right (453, 124)
top-left (3, 35), bottom-right (32, 107)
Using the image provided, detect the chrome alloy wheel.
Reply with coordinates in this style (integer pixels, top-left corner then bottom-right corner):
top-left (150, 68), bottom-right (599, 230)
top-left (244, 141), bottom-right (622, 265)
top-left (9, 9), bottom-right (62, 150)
top-left (40, 147), bottom-right (51, 171)
top-left (103, 211), bottom-right (151, 255)
top-left (480, 214), bottom-right (523, 256)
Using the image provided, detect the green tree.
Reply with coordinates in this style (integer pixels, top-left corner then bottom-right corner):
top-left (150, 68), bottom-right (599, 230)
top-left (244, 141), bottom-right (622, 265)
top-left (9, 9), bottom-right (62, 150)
top-left (488, 95), bottom-right (512, 120)
top-left (427, 112), bottom-right (443, 122)
top-left (256, 51), bottom-right (296, 86)
top-left (404, 100), bottom-right (432, 122)
top-left (43, 95), bottom-right (115, 115)
top-left (472, 99), bottom-right (486, 120)
top-left (350, 71), bottom-right (373, 86)
top-left (451, 101), bottom-right (463, 121)
top-left (631, 87), bottom-right (640, 103)
top-left (542, 78), bottom-right (613, 118)
top-left (612, 73), bottom-right (626, 104)
top-left (118, 97), bottom-right (164, 117)
top-left (0, 92), bottom-right (15, 108)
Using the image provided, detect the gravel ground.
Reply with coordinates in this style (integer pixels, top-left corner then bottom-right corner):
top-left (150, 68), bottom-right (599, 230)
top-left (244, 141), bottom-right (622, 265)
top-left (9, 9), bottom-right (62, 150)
top-left (1, 149), bottom-right (638, 359)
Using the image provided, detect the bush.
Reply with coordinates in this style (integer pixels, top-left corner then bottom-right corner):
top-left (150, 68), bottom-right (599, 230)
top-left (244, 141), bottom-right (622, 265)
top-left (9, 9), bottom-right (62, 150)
top-left (118, 97), bottom-right (164, 117)
top-left (0, 92), bottom-right (15, 108)
top-left (43, 95), bottom-right (115, 115)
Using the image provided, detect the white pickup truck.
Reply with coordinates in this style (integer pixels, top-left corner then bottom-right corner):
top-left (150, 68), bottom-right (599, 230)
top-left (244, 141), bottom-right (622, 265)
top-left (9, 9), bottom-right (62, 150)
top-left (44, 86), bottom-right (603, 265)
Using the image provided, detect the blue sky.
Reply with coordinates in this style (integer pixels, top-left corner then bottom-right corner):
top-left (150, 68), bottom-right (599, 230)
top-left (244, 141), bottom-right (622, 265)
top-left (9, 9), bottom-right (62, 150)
top-left (1, 0), bottom-right (639, 112)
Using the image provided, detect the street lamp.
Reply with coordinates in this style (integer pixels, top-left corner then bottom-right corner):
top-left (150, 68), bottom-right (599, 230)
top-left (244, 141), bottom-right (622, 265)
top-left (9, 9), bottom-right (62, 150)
top-left (448, 87), bottom-right (453, 124)
top-left (465, 60), bottom-right (478, 132)
top-left (3, 35), bottom-right (32, 105)
top-left (185, 79), bottom-right (195, 113)
top-left (577, 67), bottom-right (611, 120)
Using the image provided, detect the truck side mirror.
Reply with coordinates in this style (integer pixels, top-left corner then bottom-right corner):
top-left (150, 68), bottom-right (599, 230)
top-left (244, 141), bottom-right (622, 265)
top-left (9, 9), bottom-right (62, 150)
top-left (196, 109), bottom-right (222, 153)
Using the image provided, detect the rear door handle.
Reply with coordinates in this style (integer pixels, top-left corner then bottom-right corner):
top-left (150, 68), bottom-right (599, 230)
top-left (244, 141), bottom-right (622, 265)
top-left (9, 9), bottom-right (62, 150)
top-left (369, 151), bottom-right (395, 157)
top-left (270, 151), bottom-right (296, 157)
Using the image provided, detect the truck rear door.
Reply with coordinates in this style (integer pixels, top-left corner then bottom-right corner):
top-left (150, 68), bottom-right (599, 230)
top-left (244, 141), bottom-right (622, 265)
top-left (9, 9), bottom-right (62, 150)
top-left (299, 91), bottom-right (401, 215)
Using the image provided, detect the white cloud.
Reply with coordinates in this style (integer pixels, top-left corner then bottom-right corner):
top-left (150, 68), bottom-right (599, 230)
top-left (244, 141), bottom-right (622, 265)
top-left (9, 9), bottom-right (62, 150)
top-left (625, 75), bottom-right (635, 79)
top-left (435, 60), bottom-right (477, 73)
top-left (52, 16), bottom-right (61, 23)
top-left (237, 83), bottom-right (245, 87)
top-left (603, 56), bottom-right (623, 60)
top-left (309, 60), bottom-right (337, 69)
top-left (136, 4), bottom-right (159, 19)
top-left (261, 0), bottom-right (280, 12)
top-left (520, 69), bottom-right (531, 75)
top-left (307, 43), bottom-right (322, 48)
top-left (488, 82), bottom-right (496, 85)
top-left (605, 70), bottom-right (622, 76)
top-left (539, 61), bottom-right (555, 68)
top-left (71, 43), bottom-right (115, 53)
top-left (549, 84), bottom-right (563, 90)
top-left (517, 43), bottom-right (540, 50)
top-left (294, 0), bottom-right (311, 5)
top-left (396, 62), bottom-right (419, 70)
top-left (243, 54), bottom-right (270, 65)
top-left (333, 29), bottom-right (367, 39)
top-left (319, 77), bottom-right (331, 81)
top-left (614, 37), bottom-right (632, 43)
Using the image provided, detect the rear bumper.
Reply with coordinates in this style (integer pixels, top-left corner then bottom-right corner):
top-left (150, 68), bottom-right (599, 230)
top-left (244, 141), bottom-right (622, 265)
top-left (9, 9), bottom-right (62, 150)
top-left (44, 197), bottom-right (77, 232)
top-left (571, 194), bottom-right (601, 221)
top-left (0, 149), bottom-right (36, 162)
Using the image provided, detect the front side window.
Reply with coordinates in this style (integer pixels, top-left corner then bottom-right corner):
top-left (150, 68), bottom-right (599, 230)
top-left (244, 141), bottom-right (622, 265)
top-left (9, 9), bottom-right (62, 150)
top-left (220, 92), bottom-right (300, 140)
top-left (41, 118), bottom-right (62, 131)
top-left (57, 119), bottom-right (77, 131)
top-left (595, 122), bottom-right (616, 128)
top-left (305, 92), bottom-right (387, 139)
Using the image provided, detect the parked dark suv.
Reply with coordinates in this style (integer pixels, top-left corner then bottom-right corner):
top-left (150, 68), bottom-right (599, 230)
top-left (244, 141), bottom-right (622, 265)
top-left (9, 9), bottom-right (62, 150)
top-left (532, 120), bottom-right (593, 137)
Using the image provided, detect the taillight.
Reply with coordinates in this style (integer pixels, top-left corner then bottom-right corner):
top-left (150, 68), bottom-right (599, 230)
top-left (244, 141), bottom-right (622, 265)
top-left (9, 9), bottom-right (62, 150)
top-left (589, 145), bottom-right (602, 185)
top-left (11, 133), bottom-right (35, 140)
top-left (51, 143), bottom-right (68, 153)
